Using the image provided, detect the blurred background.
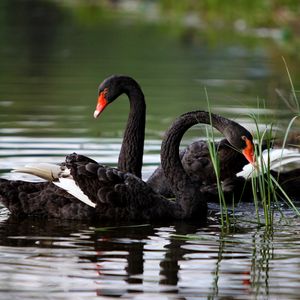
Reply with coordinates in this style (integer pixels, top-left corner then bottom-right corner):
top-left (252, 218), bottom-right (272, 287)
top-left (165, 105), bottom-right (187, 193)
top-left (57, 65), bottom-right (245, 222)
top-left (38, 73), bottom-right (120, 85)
top-left (1, 0), bottom-right (300, 174)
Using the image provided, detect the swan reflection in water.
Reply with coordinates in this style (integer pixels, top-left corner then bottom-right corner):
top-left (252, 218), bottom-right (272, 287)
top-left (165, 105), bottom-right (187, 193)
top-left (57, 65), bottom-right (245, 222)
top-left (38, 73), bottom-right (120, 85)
top-left (0, 215), bottom-right (276, 298)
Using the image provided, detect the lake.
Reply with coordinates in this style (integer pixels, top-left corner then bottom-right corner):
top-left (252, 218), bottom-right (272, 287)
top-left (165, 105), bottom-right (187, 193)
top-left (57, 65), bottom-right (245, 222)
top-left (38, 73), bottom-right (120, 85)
top-left (1, 1), bottom-right (300, 299)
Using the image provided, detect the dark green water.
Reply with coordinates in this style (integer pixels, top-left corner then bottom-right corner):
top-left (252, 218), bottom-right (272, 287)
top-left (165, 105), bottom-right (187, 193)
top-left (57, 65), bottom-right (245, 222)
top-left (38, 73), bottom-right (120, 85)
top-left (1, 1), bottom-right (300, 299)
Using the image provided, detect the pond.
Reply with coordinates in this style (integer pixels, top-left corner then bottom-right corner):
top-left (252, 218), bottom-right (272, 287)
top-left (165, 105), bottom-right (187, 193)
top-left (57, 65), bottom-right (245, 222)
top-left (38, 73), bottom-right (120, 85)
top-left (1, 1), bottom-right (300, 299)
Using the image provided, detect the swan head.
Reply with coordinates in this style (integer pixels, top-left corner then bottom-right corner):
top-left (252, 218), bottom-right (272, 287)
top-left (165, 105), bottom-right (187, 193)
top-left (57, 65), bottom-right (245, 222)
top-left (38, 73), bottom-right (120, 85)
top-left (94, 75), bottom-right (140, 118)
top-left (94, 86), bottom-right (108, 118)
top-left (94, 78), bottom-right (112, 119)
top-left (224, 125), bottom-right (255, 165)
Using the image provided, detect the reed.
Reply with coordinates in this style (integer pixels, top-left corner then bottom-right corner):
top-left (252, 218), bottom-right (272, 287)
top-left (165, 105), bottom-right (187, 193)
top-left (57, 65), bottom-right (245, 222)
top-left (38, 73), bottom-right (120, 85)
top-left (271, 60), bottom-right (300, 217)
top-left (205, 90), bottom-right (230, 227)
top-left (249, 115), bottom-right (275, 226)
top-left (248, 114), bottom-right (300, 225)
top-left (271, 116), bottom-right (300, 217)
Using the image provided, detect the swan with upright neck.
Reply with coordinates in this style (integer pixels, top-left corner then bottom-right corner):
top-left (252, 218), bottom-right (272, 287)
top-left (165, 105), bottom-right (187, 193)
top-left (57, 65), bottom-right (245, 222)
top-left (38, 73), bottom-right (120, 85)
top-left (94, 75), bottom-right (146, 178)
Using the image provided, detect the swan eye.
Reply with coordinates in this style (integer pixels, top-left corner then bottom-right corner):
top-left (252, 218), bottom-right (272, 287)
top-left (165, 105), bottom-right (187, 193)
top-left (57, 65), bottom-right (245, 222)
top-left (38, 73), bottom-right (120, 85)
top-left (241, 135), bottom-right (250, 147)
top-left (101, 88), bottom-right (108, 98)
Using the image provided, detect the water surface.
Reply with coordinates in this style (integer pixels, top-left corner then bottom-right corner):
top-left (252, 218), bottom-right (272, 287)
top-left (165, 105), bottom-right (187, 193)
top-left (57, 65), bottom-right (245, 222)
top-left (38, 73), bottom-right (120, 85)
top-left (1, 1), bottom-right (300, 299)
top-left (1, 211), bottom-right (300, 299)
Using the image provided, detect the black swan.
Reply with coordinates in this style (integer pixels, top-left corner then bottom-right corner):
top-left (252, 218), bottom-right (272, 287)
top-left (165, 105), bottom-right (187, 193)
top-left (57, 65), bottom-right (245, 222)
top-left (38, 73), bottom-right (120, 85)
top-left (147, 138), bottom-right (250, 197)
top-left (0, 109), bottom-right (254, 220)
top-left (0, 75), bottom-right (147, 218)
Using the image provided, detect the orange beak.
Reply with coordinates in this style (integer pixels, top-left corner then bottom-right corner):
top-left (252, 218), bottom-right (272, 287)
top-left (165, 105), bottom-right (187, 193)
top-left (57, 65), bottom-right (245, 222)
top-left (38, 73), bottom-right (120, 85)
top-left (94, 91), bottom-right (108, 119)
top-left (242, 138), bottom-right (255, 165)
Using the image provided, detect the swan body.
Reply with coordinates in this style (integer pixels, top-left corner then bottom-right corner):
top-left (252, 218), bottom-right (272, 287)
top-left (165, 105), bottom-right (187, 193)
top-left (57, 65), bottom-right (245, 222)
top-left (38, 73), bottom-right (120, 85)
top-left (147, 139), bottom-right (249, 196)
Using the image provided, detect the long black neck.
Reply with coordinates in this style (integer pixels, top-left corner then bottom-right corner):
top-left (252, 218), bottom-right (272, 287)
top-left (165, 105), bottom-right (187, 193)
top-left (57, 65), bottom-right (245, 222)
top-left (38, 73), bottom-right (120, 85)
top-left (161, 110), bottom-right (233, 192)
top-left (118, 81), bottom-right (146, 178)
top-left (161, 111), bottom-right (231, 219)
top-left (160, 111), bottom-right (241, 221)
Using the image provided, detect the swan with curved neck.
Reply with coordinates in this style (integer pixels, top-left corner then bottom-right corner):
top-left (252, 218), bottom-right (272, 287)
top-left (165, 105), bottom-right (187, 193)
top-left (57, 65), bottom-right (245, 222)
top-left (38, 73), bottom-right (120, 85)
top-left (64, 110), bottom-right (254, 220)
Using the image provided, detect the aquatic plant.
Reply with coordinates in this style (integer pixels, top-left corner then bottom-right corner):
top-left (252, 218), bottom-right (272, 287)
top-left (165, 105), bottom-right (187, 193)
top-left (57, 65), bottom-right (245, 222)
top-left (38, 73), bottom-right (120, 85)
top-left (205, 90), bottom-right (229, 227)
top-left (244, 60), bottom-right (300, 225)
top-left (206, 90), bottom-right (300, 227)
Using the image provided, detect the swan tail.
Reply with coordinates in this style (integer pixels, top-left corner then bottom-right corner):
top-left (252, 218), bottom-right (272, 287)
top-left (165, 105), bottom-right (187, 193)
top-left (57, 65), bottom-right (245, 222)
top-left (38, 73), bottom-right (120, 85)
top-left (11, 163), bottom-right (95, 207)
top-left (12, 163), bottom-right (70, 181)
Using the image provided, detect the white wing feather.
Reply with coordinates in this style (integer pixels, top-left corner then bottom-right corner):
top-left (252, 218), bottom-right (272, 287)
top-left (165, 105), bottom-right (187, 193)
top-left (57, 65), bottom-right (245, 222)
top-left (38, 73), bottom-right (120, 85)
top-left (237, 148), bottom-right (300, 179)
top-left (53, 178), bottom-right (96, 208)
